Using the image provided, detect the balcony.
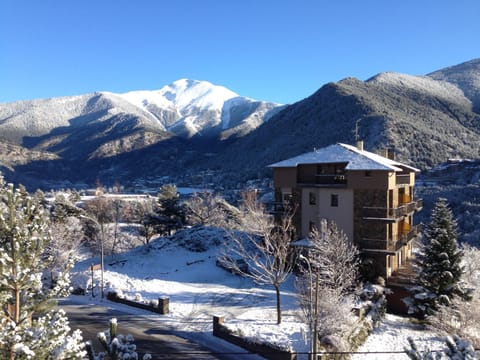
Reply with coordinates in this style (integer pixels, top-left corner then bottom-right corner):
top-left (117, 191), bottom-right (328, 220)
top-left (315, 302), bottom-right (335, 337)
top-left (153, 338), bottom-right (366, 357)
top-left (358, 224), bottom-right (421, 252)
top-left (297, 174), bottom-right (347, 187)
top-left (315, 174), bottom-right (347, 185)
top-left (363, 199), bottom-right (423, 220)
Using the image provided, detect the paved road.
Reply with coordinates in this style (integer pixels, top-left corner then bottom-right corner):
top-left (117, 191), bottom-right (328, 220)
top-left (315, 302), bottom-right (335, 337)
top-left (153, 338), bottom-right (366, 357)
top-left (59, 299), bottom-right (257, 360)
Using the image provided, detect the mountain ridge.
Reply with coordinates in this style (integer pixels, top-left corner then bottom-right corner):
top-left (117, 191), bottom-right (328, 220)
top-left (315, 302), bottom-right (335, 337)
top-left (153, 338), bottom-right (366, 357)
top-left (0, 59), bottom-right (479, 190)
top-left (186, 59), bottom-right (480, 186)
top-left (0, 79), bottom-right (282, 144)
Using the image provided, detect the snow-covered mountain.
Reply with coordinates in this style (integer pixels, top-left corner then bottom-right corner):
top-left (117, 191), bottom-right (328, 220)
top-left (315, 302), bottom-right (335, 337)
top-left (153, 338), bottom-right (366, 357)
top-left (367, 71), bottom-right (472, 109)
top-left (0, 79), bottom-right (282, 148)
top-left (427, 58), bottom-right (480, 112)
top-left (117, 79), bottom-right (283, 138)
top-left (2, 59), bottom-right (480, 192)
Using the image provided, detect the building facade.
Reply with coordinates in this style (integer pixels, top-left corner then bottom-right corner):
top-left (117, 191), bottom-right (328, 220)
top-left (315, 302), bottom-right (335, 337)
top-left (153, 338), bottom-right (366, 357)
top-left (269, 142), bottom-right (422, 280)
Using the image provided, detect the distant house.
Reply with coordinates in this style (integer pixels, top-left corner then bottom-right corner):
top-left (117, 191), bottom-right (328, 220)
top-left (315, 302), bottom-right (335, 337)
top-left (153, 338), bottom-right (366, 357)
top-left (269, 141), bottom-right (423, 281)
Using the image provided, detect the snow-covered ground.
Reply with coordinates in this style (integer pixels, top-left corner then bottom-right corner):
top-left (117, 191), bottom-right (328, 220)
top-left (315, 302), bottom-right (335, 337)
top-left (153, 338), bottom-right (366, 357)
top-left (352, 314), bottom-right (444, 359)
top-left (70, 229), bottom-right (446, 359)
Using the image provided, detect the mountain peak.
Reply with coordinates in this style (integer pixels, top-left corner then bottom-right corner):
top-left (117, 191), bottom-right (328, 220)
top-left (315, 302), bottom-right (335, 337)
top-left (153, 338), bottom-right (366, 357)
top-left (157, 78), bottom-right (240, 110)
top-left (427, 58), bottom-right (480, 111)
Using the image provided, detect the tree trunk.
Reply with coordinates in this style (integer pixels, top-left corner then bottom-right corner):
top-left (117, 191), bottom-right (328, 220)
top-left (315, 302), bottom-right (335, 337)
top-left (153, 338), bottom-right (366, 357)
top-left (275, 284), bottom-right (282, 324)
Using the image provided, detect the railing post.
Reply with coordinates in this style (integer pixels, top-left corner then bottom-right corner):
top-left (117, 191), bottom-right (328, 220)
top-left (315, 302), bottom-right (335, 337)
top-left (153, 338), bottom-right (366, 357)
top-left (213, 315), bottom-right (225, 336)
top-left (158, 297), bottom-right (169, 314)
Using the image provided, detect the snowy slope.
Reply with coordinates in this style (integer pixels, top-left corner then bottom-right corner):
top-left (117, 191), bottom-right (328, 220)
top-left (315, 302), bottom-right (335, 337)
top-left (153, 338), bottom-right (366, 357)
top-left (0, 79), bottom-right (281, 149)
top-left (367, 72), bottom-right (472, 109)
top-left (119, 79), bottom-right (281, 138)
top-left (69, 227), bottom-right (447, 360)
top-left (428, 58), bottom-right (480, 111)
top-left (0, 94), bottom-right (93, 144)
top-left (0, 92), bottom-right (167, 145)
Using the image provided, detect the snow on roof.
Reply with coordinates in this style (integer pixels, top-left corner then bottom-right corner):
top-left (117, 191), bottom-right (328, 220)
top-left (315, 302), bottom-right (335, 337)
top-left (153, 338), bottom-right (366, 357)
top-left (268, 143), bottom-right (420, 172)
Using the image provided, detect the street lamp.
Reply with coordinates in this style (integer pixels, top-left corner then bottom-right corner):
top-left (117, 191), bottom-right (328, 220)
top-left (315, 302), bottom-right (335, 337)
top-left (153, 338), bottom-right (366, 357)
top-left (299, 253), bottom-right (319, 360)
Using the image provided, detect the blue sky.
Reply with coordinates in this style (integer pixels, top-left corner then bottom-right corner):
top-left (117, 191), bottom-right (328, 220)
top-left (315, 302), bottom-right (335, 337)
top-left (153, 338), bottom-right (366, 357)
top-left (1, 0), bottom-right (479, 104)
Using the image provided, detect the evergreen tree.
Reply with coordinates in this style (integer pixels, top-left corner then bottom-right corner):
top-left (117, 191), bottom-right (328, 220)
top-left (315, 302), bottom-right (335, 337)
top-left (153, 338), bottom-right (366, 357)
top-left (407, 198), bottom-right (471, 316)
top-left (0, 177), bottom-right (85, 359)
top-left (150, 184), bottom-right (185, 236)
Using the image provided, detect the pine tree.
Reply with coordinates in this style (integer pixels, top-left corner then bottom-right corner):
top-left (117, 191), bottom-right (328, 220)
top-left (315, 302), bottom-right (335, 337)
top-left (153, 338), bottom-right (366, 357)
top-left (0, 177), bottom-right (86, 359)
top-left (150, 184), bottom-right (185, 236)
top-left (407, 198), bottom-right (471, 316)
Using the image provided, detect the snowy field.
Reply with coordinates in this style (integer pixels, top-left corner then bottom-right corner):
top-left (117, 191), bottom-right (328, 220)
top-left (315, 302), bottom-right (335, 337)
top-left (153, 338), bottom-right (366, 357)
top-left (70, 230), bottom-right (446, 359)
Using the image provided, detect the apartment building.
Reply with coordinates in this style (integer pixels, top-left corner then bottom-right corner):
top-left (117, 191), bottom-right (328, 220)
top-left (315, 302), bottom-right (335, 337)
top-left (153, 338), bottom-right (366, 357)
top-left (269, 142), bottom-right (423, 280)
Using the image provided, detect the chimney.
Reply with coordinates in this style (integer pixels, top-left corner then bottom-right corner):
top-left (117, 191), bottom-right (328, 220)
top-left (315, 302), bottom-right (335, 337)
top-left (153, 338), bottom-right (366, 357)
top-left (356, 140), bottom-right (364, 151)
top-left (385, 148), bottom-right (395, 160)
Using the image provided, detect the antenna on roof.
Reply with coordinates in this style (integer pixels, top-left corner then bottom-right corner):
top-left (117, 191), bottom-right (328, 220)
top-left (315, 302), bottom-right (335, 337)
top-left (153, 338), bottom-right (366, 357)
top-left (354, 118), bottom-right (364, 151)
top-left (354, 118), bottom-right (361, 142)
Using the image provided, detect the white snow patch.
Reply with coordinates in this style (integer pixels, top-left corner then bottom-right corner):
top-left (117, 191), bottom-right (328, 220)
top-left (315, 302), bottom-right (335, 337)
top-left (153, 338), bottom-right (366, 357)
top-left (69, 231), bottom-right (445, 359)
top-left (368, 72), bottom-right (472, 108)
top-left (353, 314), bottom-right (444, 360)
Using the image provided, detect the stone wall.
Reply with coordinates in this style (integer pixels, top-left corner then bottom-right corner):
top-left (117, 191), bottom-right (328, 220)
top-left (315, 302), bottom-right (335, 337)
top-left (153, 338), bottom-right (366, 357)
top-left (107, 291), bottom-right (169, 315)
top-left (212, 316), bottom-right (296, 360)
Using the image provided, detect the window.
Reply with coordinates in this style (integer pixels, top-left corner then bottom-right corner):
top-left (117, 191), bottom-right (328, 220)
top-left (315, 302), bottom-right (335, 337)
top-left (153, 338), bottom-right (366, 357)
top-left (330, 194), bottom-right (338, 207)
top-left (365, 170), bottom-right (372, 177)
top-left (282, 192), bottom-right (292, 202)
top-left (309, 192), bottom-right (316, 205)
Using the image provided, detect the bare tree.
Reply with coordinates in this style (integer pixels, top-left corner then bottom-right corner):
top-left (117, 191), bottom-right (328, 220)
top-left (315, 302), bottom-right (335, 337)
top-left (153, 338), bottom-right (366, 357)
top-left (134, 198), bottom-right (157, 245)
top-left (110, 199), bottom-right (123, 256)
top-left (46, 194), bottom-right (84, 270)
top-left (48, 216), bottom-right (84, 270)
top-left (461, 243), bottom-right (480, 287)
top-left (308, 220), bottom-right (359, 294)
top-left (83, 195), bottom-right (113, 298)
top-left (428, 295), bottom-right (480, 348)
top-left (184, 191), bottom-right (239, 228)
top-left (83, 196), bottom-right (113, 251)
top-left (222, 191), bottom-right (296, 324)
top-left (295, 219), bottom-right (359, 355)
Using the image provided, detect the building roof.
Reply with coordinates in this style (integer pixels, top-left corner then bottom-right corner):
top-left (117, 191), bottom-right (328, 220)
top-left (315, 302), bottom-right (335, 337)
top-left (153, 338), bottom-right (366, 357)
top-left (268, 143), bottom-right (420, 172)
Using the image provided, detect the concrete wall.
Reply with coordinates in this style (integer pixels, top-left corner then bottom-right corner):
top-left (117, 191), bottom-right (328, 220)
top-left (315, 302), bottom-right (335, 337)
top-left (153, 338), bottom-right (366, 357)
top-left (301, 187), bottom-right (354, 241)
top-left (272, 168), bottom-right (297, 188)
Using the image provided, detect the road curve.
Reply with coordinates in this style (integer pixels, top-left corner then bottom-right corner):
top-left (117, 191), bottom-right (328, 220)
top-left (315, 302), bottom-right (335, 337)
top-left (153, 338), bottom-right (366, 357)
top-left (58, 298), bottom-right (258, 360)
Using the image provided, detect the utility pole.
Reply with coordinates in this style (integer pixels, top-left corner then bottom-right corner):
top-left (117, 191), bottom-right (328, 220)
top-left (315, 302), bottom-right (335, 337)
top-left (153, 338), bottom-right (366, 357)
top-left (313, 272), bottom-right (319, 359)
top-left (299, 254), bottom-right (319, 360)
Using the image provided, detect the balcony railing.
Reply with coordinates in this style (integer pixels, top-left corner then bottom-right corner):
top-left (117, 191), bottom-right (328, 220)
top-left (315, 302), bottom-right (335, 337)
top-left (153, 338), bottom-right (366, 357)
top-left (314, 174), bottom-right (347, 185)
top-left (358, 224), bottom-right (421, 251)
top-left (363, 199), bottom-right (423, 220)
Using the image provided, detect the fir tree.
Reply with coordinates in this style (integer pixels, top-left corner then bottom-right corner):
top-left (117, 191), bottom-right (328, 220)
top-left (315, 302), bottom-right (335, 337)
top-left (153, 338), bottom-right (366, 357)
top-left (150, 184), bottom-right (185, 236)
top-left (407, 198), bottom-right (471, 316)
top-left (0, 177), bottom-right (85, 359)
